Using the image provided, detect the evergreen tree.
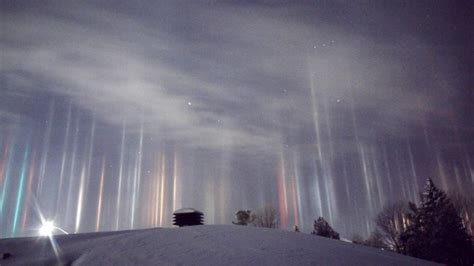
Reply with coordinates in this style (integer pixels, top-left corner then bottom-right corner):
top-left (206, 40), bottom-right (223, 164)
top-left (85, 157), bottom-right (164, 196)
top-left (448, 190), bottom-right (474, 237)
top-left (311, 217), bottom-right (340, 240)
top-left (400, 178), bottom-right (472, 265)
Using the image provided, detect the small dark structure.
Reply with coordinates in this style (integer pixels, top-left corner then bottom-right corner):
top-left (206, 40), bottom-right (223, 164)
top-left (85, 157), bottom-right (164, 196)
top-left (173, 208), bottom-right (204, 227)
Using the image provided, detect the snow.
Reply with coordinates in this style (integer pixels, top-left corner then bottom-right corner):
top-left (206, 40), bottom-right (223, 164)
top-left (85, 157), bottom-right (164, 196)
top-left (173, 208), bottom-right (203, 214)
top-left (0, 225), bottom-right (437, 265)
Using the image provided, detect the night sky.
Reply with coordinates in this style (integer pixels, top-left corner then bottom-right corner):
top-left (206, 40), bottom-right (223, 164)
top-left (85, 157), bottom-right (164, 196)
top-left (1, 1), bottom-right (473, 238)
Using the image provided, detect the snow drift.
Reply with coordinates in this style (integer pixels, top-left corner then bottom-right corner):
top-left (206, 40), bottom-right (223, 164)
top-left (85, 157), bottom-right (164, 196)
top-left (0, 225), bottom-right (437, 265)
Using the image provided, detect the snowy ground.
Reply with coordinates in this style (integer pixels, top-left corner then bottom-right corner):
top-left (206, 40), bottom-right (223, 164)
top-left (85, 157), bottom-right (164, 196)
top-left (0, 225), bottom-right (437, 265)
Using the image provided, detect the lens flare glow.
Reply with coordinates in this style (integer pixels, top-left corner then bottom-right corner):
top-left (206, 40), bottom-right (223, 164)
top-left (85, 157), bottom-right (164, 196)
top-left (39, 221), bottom-right (55, 237)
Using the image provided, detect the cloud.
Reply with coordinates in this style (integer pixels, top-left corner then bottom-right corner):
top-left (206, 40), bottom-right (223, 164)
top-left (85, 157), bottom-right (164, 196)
top-left (0, 1), bottom-right (465, 153)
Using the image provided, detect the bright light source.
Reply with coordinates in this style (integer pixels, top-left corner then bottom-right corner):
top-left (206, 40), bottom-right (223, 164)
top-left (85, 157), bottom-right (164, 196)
top-left (39, 221), bottom-right (55, 237)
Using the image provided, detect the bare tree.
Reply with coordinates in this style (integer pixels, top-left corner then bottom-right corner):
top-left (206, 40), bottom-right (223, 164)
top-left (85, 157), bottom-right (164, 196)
top-left (374, 202), bottom-right (409, 252)
top-left (251, 205), bottom-right (278, 228)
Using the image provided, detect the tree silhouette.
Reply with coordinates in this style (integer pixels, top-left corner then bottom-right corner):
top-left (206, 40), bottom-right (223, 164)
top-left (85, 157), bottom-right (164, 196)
top-left (374, 202), bottom-right (409, 252)
top-left (232, 210), bottom-right (253, 225)
top-left (400, 178), bottom-right (472, 265)
top-left (311, 217), bottom-right (339, 240)
top-left (251, 205), bottom-right (278, 228)
top-left (448, 190), bottom-right (473, 237)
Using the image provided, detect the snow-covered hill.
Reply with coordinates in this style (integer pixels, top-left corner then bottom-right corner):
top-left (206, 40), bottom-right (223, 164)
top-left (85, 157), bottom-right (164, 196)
top-left (0, 225), bottom-right (436, 265)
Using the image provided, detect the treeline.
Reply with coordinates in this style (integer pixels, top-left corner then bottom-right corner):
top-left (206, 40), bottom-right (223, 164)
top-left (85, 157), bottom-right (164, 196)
top-left (353, 178), bottom-right (472, 265)
top-left (233, 178), bottom-right (473, 265)
top-left (232, 205), bottom-right (278, 228)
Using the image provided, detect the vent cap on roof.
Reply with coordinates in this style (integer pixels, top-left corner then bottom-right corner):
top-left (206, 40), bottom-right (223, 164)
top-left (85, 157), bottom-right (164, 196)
top-left (173, 208), bottom-right (204, 227)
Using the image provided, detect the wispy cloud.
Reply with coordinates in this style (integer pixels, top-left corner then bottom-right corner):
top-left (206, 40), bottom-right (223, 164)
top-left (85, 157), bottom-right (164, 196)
top-left (1, 1), bottom-right (464, 152)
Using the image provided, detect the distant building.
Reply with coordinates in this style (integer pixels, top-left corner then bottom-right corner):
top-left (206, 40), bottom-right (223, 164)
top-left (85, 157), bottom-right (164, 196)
top-left (173, 208), bottom-right (204, 227)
